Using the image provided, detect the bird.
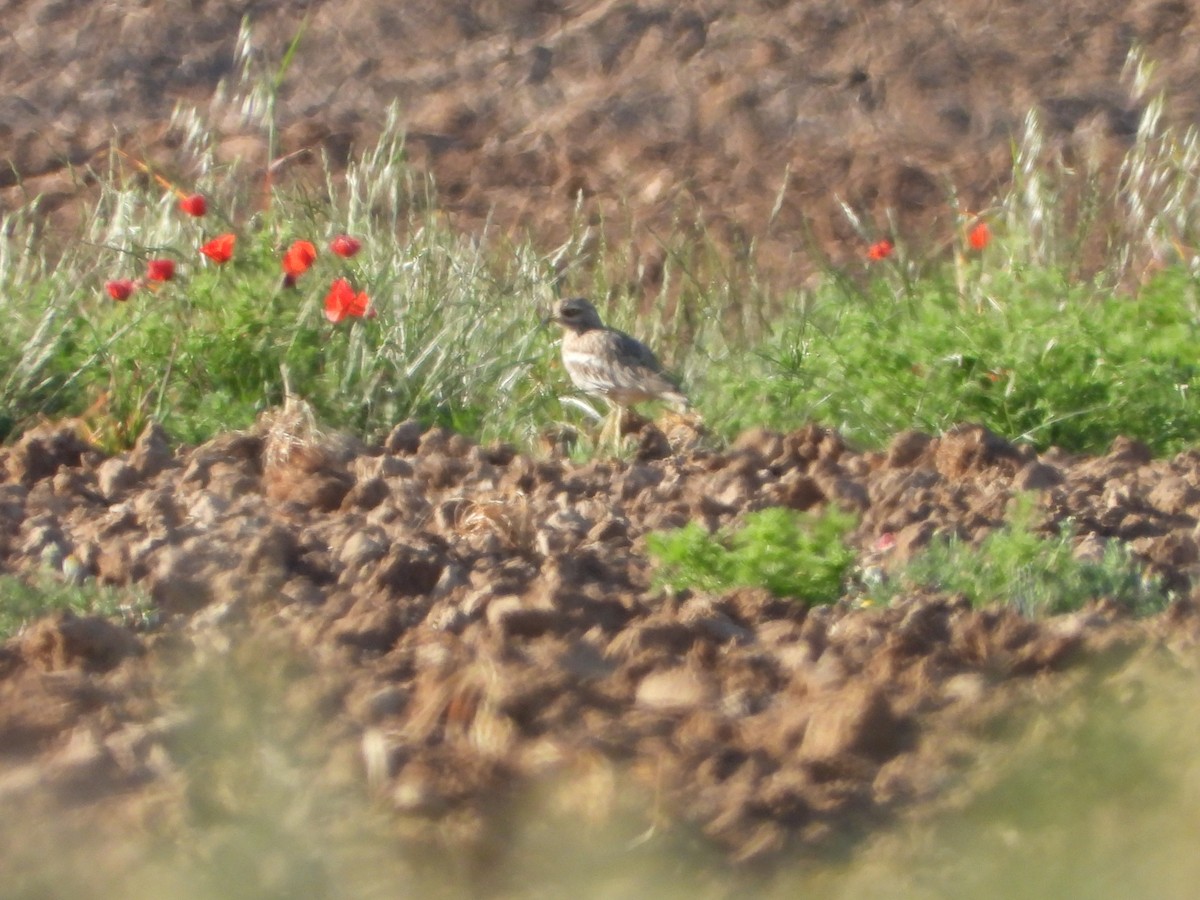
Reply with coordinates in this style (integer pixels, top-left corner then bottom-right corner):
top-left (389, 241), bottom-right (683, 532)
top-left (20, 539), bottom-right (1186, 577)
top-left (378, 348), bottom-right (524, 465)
top-left (548, 297), bottom-right (688, 446)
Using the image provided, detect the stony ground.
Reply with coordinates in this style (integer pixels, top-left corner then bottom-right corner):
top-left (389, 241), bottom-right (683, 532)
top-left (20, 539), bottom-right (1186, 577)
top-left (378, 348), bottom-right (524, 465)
top-left (3, 412), bottom-right (1200, 891)
top-left (6, 0), bottom-right (1200, 892)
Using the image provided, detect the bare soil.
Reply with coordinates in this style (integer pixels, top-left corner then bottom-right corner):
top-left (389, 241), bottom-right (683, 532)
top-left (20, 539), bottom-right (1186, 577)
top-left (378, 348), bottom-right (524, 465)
top-left (6, 0), bottom-right (1200, 889)
top-left (5, 0), bottom-right (1200, 277)
top-left (3, 414), bottom-right (1200, 887)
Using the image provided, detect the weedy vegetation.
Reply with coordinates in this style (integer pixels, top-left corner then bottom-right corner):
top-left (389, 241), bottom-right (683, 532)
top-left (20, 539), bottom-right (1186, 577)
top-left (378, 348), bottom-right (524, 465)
top-left (646, 506), bottom-right (858, 605)
top-left (0, 34), bottom-right (1197, 626)
top-left (892, 493), bottom-right (1170, 617)
top-left (0, 571), bottom-right (154, 641)
top-left (1, 42), bottom-right (1200, 457)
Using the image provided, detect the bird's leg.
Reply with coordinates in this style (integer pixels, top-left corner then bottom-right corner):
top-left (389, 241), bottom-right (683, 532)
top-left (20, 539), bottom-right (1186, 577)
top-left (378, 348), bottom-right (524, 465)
top-left (596, 402), bottom-right (625, 455)
top-left (593, 403), bottom-right (611, 453)
top-left (612, 403), bottom-right (628, 454)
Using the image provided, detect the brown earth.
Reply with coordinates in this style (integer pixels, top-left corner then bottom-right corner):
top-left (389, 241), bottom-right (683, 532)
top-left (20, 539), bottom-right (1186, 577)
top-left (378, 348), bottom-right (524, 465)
top-left (3, 411), bottom-right (1200, 890)
top-left (5, 0), bottom-right (1200, 280)
top-left (7, 0), bottom-right (1200, 891)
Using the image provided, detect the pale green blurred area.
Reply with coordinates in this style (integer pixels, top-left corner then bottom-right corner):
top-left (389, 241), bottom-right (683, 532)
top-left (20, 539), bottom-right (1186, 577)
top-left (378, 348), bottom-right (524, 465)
top-left (4, 645), bottom-right (1200, 900)
top-left (799, 649), bottom-right (1200, 900)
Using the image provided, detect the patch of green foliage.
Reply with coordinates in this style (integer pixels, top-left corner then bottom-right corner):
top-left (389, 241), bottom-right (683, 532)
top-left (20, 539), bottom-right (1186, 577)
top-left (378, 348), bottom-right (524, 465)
top-left (896, 494), bottom-right (1169, 617)
top-left (645, 505), bottom-right (858, 605)
top-left (3, 39), bottom-right (1200, 459)
top-left (0, 572), bottom-right (154, 641)
top-left (702, 264), bottom-right (1200, 456)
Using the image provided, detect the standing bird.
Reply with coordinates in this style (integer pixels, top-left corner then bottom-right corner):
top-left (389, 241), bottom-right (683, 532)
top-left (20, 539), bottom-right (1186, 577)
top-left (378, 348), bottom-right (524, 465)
top-left (549, 297), bottom-right (688, 446)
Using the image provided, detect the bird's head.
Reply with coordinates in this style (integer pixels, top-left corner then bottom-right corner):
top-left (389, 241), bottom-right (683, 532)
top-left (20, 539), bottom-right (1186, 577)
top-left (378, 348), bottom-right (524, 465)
top-left (547, 297), bottom-right (604, 333)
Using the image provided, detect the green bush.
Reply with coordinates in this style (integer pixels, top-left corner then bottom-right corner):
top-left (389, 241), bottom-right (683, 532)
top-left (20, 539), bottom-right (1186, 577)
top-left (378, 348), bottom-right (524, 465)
top-left (897, 494), bottom-right (1168, 617)
top-left (645, 505), bottom-right (858, 605)
top-left (700, 265), bottom-right (1200, 456)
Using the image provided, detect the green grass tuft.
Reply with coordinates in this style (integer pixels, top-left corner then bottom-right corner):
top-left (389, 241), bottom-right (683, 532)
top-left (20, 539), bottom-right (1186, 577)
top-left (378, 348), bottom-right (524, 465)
top-left (0, 572), bottom-right (154, 641)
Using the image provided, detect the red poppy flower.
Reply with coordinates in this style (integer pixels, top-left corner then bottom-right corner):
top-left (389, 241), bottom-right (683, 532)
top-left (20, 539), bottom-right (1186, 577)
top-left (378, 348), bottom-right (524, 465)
top-left (329, 234), bottom-right (362, 258)
top-left (324, 278), bottom-right (373, 323)
top-left (282, 240), bottom-right (318, 279)
top-left (199, 232), bottom-right (236, 264)
top-left (200, 232), bottom-right (236, 264)
top-left (178, 193), bottom-right (207, 217)
top-left (866, 239), bottom-right (893, 261)
top-left (146, 258), bottom-right (176, 282)
top-left (105, 279), bottom-right (137, 301)
top-left (968, 221), bottom-right (991, 251)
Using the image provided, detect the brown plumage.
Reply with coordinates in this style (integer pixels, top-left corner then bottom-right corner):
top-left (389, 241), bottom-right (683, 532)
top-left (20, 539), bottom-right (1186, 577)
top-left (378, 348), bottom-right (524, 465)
top-left (550, 297), bottom-right (688, 414)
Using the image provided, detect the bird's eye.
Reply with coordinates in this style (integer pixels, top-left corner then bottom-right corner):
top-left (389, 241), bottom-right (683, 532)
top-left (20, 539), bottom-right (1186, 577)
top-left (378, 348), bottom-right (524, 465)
top-left (562, 308), bottom-right (578, 317)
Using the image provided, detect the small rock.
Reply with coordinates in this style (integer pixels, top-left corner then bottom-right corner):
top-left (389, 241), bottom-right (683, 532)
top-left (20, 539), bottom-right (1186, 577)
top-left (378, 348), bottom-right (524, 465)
top-left (1149, 475), bottom-right (1200, 516)
top-left (376, 455), bottom-right (414, 479)
top-left (635, 425), bottom-right (672, 461)
top-left (343, 476), bottom-right (390, 511)
top-left (20, 612), bottom-right (142, 673)
top-left (149, 544), bottom-right (233, 612)
top-left (886, 430), bottom-right (934, 468)
top-left (941, 672), bottom-right (987, 705)
top-left (187, 493), bottom-right (229, 527)
top-left (1108, 435), bottom-right (1152, 466)
top-left (268, 467), bottom-right (354, 511)
top-left (767, 471), bottom-right (825, 511)
top-left (636, 667), bottom-right (714, 711)
top-left (893, 520), bottom-right (937, 562)
top-left (1013, 460), bottom-right (1064, 491)
top-left (733, 427), bottom-right (785, 464)
top-left (129, 421), bottom-right (174, 478)
top-left (800, 684), bottom-right (905, 765)
top-left (933, 424), bottom-right (1022, 480)
top-left (374, 540), bottom-right (445, 596)
top-left (338, 529), bottom-right (390, 569)
top-left (485, 595), bottom-right (559, 637)
top-left (7, 425), bottom-right (94, 485)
